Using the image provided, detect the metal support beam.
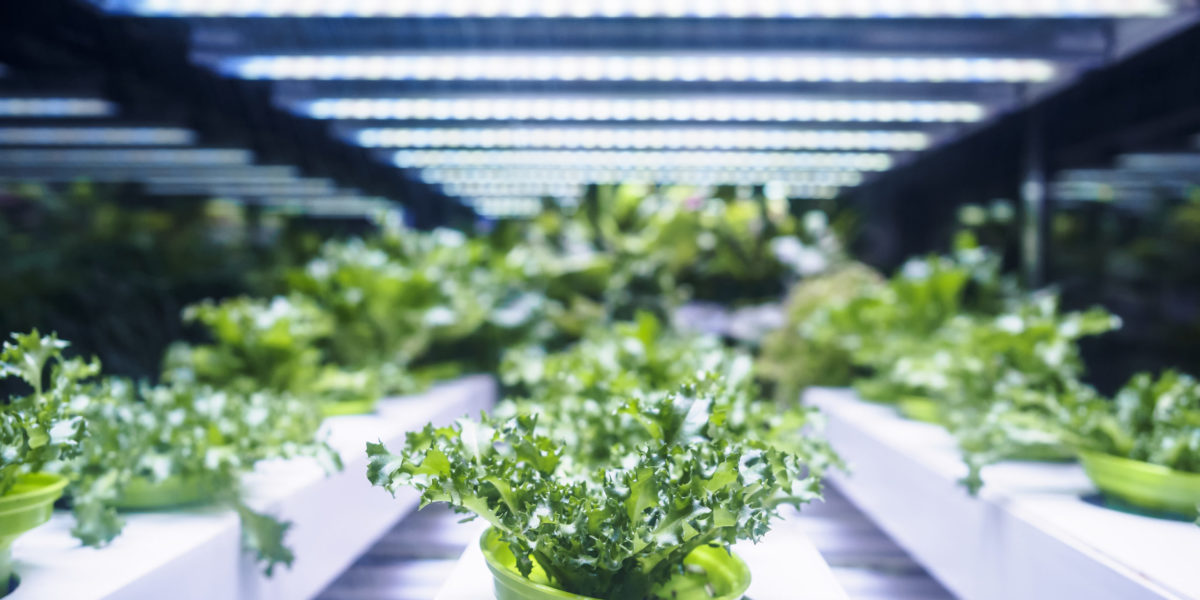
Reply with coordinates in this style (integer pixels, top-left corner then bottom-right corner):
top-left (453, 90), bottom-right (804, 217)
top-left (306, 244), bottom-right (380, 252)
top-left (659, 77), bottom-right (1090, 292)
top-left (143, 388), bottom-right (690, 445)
top-left (1021, 108), bottom-right (1051, 288)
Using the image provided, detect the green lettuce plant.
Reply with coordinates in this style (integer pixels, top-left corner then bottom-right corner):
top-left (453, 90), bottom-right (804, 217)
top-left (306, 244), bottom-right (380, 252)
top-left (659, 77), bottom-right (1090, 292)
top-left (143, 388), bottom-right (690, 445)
top-left (1072, 370), bottom-right (1200, 473)
top-left (367, 389), bottom-right (823, 600)
top-left (0, 330), bottom-right (93, 493)
top-left (882, 295), bottom-right (1118, 490)
top-left (757, 263), bottom-right (884, 402)
top-left (800, 236), bottom-right (1014, 403)
top-left (165, 295), bottom-right (331, 396)
top-left (64, 378), bottom-right (340, 574)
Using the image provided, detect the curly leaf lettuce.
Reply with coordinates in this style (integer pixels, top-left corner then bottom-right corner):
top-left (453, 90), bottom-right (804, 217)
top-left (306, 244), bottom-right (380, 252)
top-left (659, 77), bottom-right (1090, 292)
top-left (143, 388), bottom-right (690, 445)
top-left (0, 330), bottom-right (94, 494)
top-left (368, 395), bottom-right (819, 600)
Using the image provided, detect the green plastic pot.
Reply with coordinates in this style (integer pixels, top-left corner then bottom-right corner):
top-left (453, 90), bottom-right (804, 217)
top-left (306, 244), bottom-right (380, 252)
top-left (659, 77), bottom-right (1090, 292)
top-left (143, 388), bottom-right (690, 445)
top-left (1006, 444), bottom-right (1075, 463)
top-left (1079, 451), bottom-right (1200, 517)
top-left (320, 397), bottom-right (379, 417)
top-left (897, 397), bottom-right (944, 425)
top-left (0, 473), bottom-right (69, 589)
top-left (115, 475), bottom-right (214, 510)
top-left (479, 529), bottom-right (750, 600)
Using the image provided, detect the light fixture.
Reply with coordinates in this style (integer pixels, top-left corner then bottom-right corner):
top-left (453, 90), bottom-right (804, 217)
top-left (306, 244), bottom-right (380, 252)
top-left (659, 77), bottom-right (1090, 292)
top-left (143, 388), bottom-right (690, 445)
top-left (464, 196), bottom-right (547, 218)
top-left (145, 180), bottom-right (341, 197)
top-left (102, 0), bottom-right (1175, 18)
top-left (258, 196), bottom-right (393, 215)
top-left (438, 180), bottom-right (585, 198)
top-left (0, 148), bottom-right (253, 165)
top-left (301, 97), bottom-right (985, 123)
top-left (418, 167), bottom-right (866, 187)
top-left (0, 98), bottom-right (117, 118)
top-left (0, 127), bottom-right (195, 145)
top-left (226, 53), bottom-right (1056, 83)
top-left (393, 149), bottom-right (891, 171)
top-left (356, 127), bottom-right (929, 151)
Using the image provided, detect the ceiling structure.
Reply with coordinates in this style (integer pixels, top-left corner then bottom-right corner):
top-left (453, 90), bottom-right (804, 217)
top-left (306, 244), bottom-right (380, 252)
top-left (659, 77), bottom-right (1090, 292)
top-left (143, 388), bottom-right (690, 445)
top-left (0, 88), bottom-right (394, 219)
top-left (3, 1), bottom-right (1199, 221)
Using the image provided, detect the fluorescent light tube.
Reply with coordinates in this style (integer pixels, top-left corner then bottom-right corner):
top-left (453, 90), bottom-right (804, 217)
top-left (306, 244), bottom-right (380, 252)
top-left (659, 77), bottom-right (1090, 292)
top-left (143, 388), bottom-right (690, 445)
top-left (227, 53), bottom-right (1056, 83)
top-left (356, 127), bottom-right (929, 151)
top-left (302, 97), bottom-right (986, 123)
top-left (107, 0), bottom-right (1174, 18)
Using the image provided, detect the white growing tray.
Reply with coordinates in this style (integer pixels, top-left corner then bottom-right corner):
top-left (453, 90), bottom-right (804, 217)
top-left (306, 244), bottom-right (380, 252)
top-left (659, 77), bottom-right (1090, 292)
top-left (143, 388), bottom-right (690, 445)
top-left (806, 386), bottom-right (1200, 600)
top-left (434, 505), bottom-right (849, 600)
top-left (9, 375), bottom-right (497, 600)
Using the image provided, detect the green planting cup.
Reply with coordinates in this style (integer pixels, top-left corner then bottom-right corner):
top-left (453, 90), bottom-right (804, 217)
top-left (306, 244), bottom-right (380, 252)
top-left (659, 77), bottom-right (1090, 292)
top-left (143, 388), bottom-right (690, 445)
top-left (480, 528), bottom-right (750, 600)
top-left (1079, 451), bottom-right (1200, 517)
top-left (1006, 444), bottom-right (1076, 463)
top-left (115, 475), bottom-right (215, 510)
top-left (320, 397), bottom-right (379, 417)
top-left (897, 397), bottom-right (944, 425)
top-left (0, 473), bottom-right (69, 591)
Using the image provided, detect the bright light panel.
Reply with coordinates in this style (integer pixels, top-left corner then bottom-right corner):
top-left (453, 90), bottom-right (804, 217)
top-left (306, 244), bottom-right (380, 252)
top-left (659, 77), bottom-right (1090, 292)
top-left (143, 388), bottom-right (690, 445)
top-left (303, 97), bottom-right (985, 123)
top-left (145, 181), bottom-right (340, 196)
top-left (419, 167), bottom-right (865, 187)
top-left (0, 167), bottom-right (299, 184)
top-left (0, 127), bottom-right (195, 145)
top-left (465, 196), bottom-right (546, 218)
top-left (227, 53), bottom-right (1056, 83)
top-left (439, 181), bottom-right (585, 197)
top-left (394, 149), bottom-right (891, 171)
top-left (107, 0), bottom-right (1175, 18)
top-left (0, 148), bottom-right (252, 165)
top-left (0, 98), bottom-right (116, 118)
top-left (454, 182), bottom-right (839, 201)
top-left (357, 127), bottom-right (929, 151)
top-left (258, 196), bottom-right (394, 217)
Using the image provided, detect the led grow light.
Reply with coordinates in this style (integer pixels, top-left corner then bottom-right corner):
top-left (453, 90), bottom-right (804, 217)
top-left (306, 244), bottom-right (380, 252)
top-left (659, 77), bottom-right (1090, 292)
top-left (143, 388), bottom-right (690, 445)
top-left (451, 183), bottom-right (841, 203)
top-left (394, 149), bottom-right (891, 171)
top-left (356, 127), bottom-right (929, 151)
top-left (226, 53), bottom-right (1056, 83)
top-left (258, 196), bottom-right (395, 217)
top-left (102, 0), bottom-right (1175, 18)
top-left (0, 98), bottom-right (116, 118)
top-left (418, 167), bottom-right (866, 187)
top-left (0, 127), bottom-right (195, 145)
top-left (1119, 153), bottom-right (1200, 172)
top-left (439, 181), bottom-right (585, 198)
top-left (0, 166), bottom-right (299, 184)
top-left (0, 148), bottom-right (253, 165)
top-left (303, 97), bottom-right (985, 123)
top-left (145, 180), bottom-right (341, 197)
top-left (465, 196), bottom-right (547, 218)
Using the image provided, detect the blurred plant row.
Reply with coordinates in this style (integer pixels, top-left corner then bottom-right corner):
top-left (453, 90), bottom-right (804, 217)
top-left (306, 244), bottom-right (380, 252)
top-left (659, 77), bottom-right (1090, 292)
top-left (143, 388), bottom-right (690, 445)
top-left (759, 231), bottom-right (1200, 520)
top-left (3, 179), bottom-right (1195, 599)
top-left (0, 183), bottom-right (346, 384)
top-left (0, 182), bottom-right (847, 592)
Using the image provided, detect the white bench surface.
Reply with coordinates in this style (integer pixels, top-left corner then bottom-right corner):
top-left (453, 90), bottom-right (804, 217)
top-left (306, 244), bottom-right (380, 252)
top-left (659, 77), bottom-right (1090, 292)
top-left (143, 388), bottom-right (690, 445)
top-left (807, 386), bottom-right (1200, 600)
top-left (10, 376), bottom-right (496, 600)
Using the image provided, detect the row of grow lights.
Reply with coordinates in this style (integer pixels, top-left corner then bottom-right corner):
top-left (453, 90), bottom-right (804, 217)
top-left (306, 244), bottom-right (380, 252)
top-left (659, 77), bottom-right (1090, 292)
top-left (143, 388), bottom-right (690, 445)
top-left (97, 0), bottom-right (1175, 18)
top-left (0, 99), bottom-right (394, 218)
top-left (102, 0), bottom-right (1190, 217)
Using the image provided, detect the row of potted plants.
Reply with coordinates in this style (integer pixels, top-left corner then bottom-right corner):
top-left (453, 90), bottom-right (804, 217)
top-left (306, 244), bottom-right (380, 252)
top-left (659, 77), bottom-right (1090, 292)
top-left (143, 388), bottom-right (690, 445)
top-left (0, 330), bottom-right (339, 590)
top-left (0, 186), bottom-right (848, 597)
top-left (164, 185), bottom-right (846, 419)
top-left (760, 233), bottom-right (1200, 522)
